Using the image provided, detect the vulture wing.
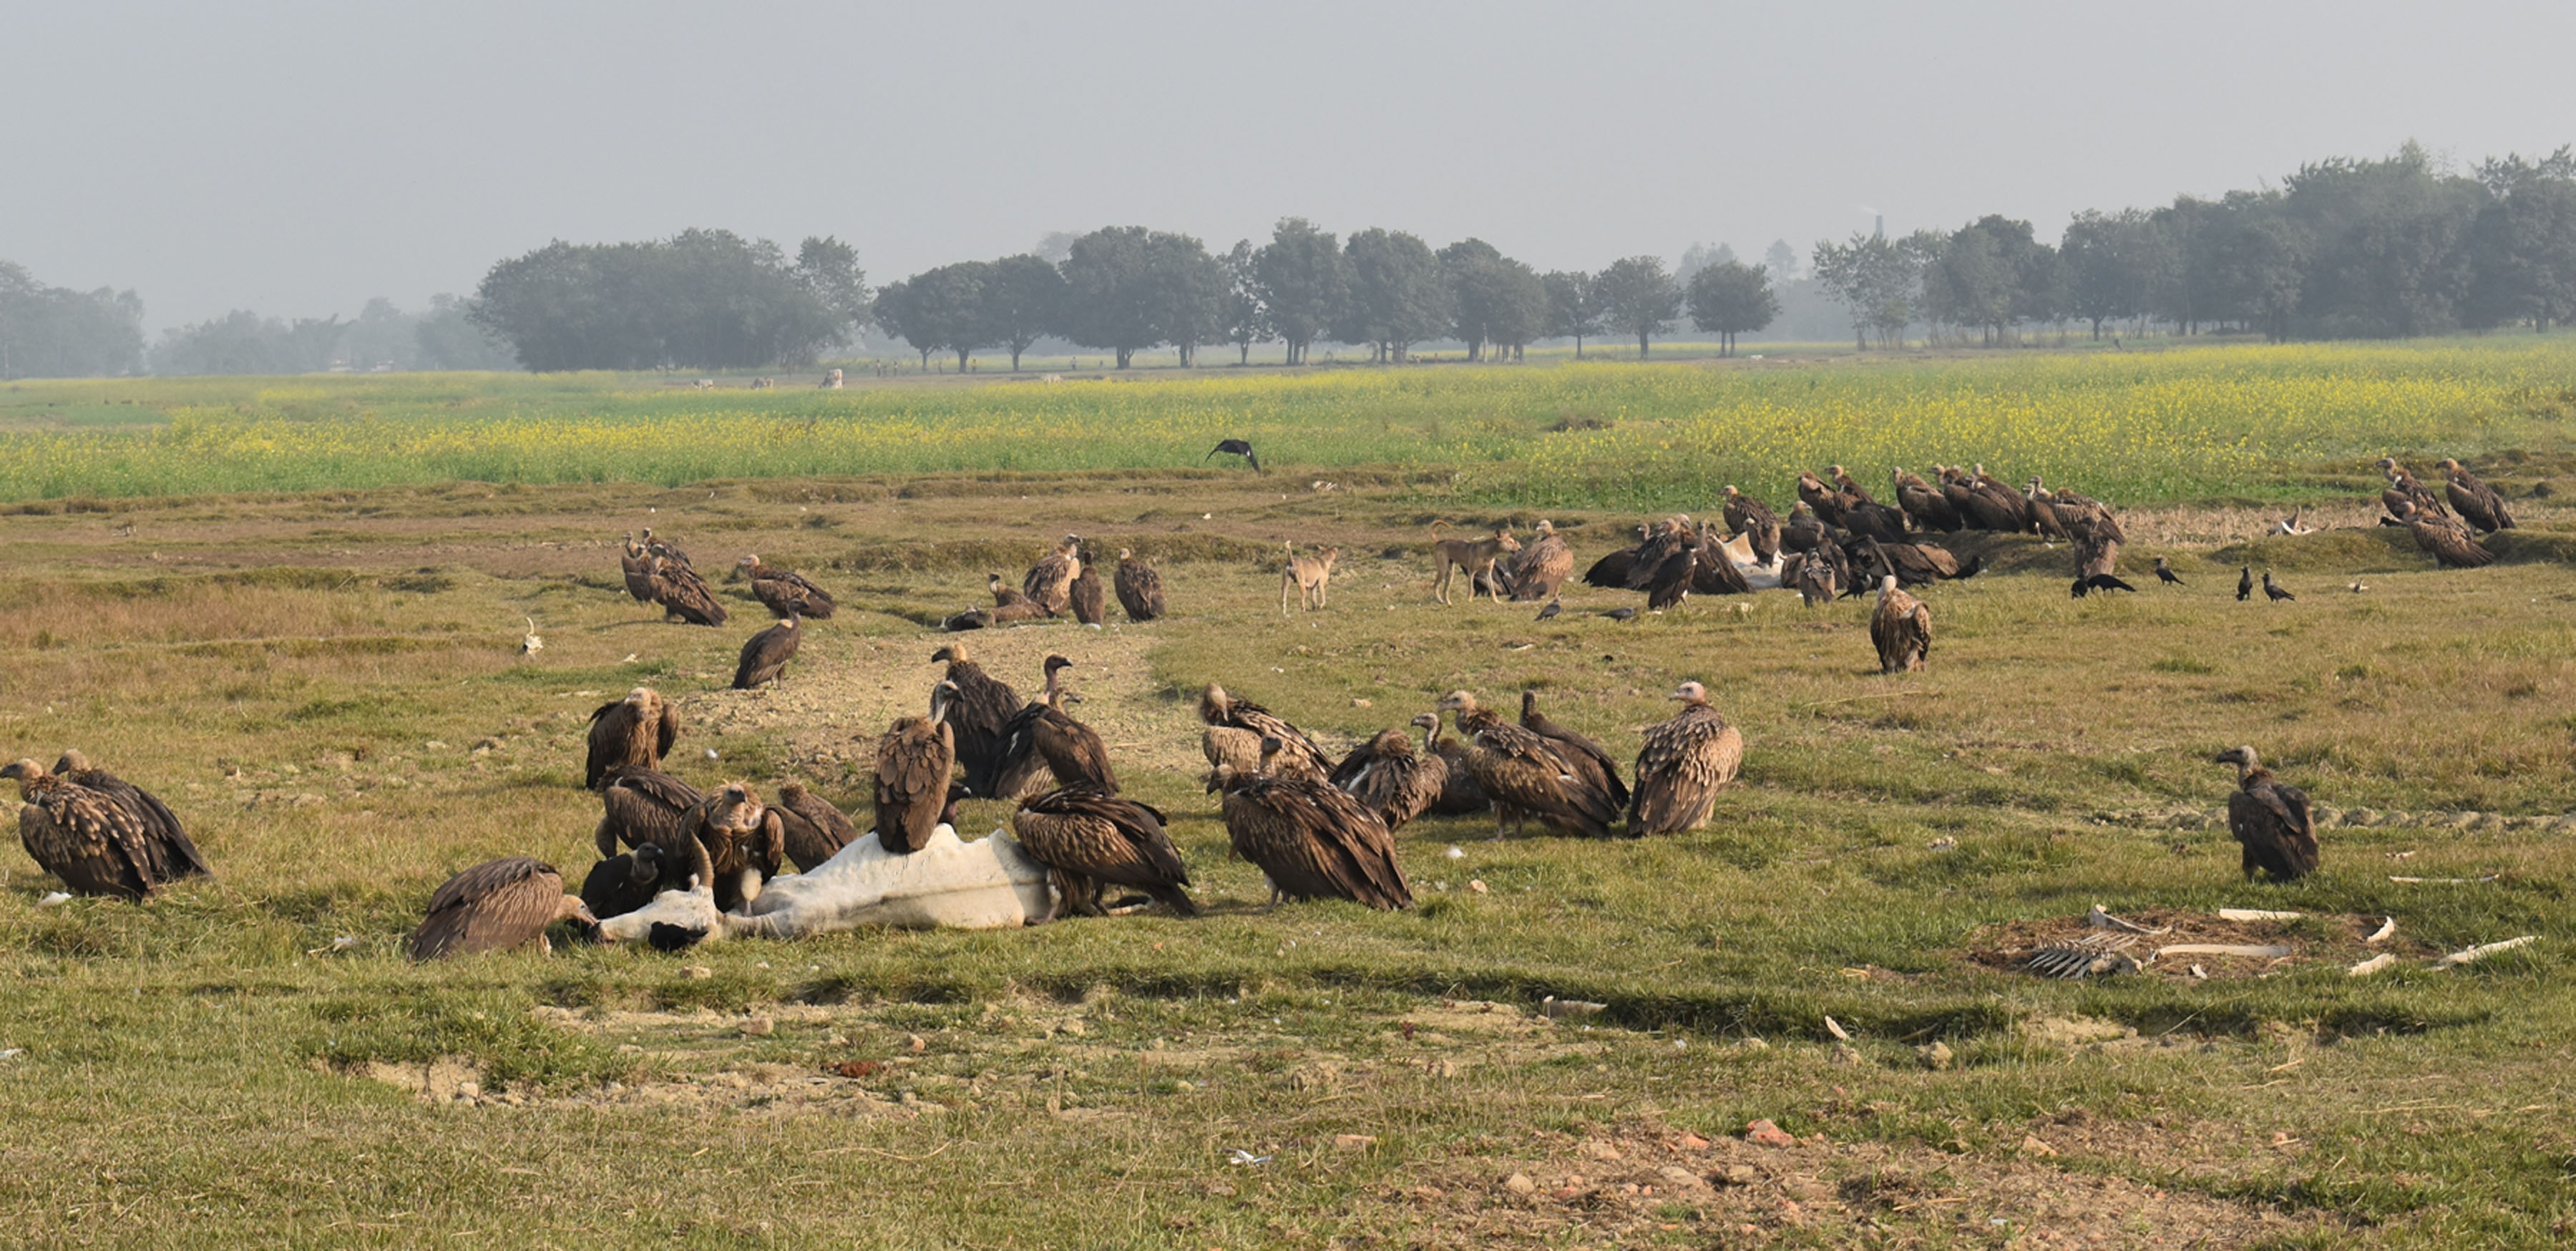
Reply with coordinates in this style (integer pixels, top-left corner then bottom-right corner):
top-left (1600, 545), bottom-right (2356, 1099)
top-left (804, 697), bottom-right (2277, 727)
top-left (411, 857), bottom-right (562, 960)
top-left (20, 786), bottom-right (158, 900)
top-left (874, 719), bottom-right (957, 853)
top-left (1628, 706), bottom-right (1744, 837)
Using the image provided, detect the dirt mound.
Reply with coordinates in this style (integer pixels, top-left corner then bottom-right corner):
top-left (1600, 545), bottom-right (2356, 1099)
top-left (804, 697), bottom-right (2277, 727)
top-left (1967, 907), bottom-right (2417, 980)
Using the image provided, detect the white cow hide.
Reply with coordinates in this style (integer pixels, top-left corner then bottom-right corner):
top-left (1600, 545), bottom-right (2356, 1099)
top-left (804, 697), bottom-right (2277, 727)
top-left (595, 824), bottom-right (1053, 945)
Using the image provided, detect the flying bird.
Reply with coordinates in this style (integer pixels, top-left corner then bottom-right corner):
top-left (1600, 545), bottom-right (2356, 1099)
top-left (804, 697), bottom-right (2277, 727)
top-left (1205, 439), bottom-right (1261, 472)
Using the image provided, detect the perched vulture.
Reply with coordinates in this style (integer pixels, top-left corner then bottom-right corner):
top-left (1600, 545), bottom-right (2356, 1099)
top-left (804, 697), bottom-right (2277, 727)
top-left (592, 765), bottom-right (703, 858)
top-left (1501, 520), bottom-right (1575, 601)
top-left (1199, 683), bottom-right (1331, 781)
top-left (1624, 519), bottom-right (1694, 591)
top-left (580, 843), bottom-right (666, 921)
top-left (985, 573), bottom-right (1053, 623)
top-left (2394, 501), bottom-right (2495, 568)
top-left (1011, 785), bottom-right (1196, 919)
top-left (731, 614), bottom-right (801, 690)
top-left (1968, 465), bottom-right (2035, 534)
top-left (640, 527), bottom-right (691, 568)
top-left (1437, 691), bottom-right (1619, 839)
top-left (409, 857), bottom-right (595, 960)
top-left (737, 555), bottom-right (837, 619)
top-left (2377, 458), bottom-right (2446, 521)
top-left (6, 759), bottom-right (172, 900)
top-left (1330, 723), bottom-right (1448, 832)
top-left (648, 556), bottom-right (727, 627)
top-left (1415, 714), bottom-right (1491, 816)
top-left (773, 782), bottom-right (859, 871)
top-left (1796, 472), bottom-right (1847, 527)
top-left (993, 656), bottom-right (1118, 797)
top-left (2439, 459), bottom-right (2514, 532)
top-left (673, 782), bottom-right (786, 912)
top-left (620, 533), bottom-right (657, 603)
top-left (1780, 503), bottom-right (1828, 554)
top-left (1688, 522), bottom-right (1753, 595)
top-left (1521, 690), bottom-right (1629, 814)
top-left (1068, 562), bottom-right (1108, 626)
top-left (874, 681), bottom-right (960, 853)
top-left (1113, 548), bottom-right (1166, 621)
top-left (52, 749), bottom-right (208, 883)
top-left (1721, 487), bottom-right (1782, 564)
top-left (1217, 739), bottom-right (1412, 910)
top-left (2033, 479), bottom-right (2125, 546)
top-left (931, 643), bottom-right (1023, 797)
top-left (1638, 528), bottom-right (1699, 610)
top-left (2213, 746), bottom-right (2319, 882)
top-left (1869, 575), bottom-right (1931, 674)
top-left (1627, 682), bottom-right (1745, 837)
top-left (1023, 536), bottom-right (1083, 614)
top-left (1892, 469), bottom-right (1963, 532)
top-left (586, 687), bottom-right (680, 789)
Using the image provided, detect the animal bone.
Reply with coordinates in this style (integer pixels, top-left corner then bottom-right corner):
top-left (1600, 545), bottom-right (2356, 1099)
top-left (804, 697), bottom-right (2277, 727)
top-left (2154, 943), bottom-right (2292, 959)
top-left (2347, 953), bottom-right (2397, 977)
top-left (2218, 908), bottom-right (2302, 921)
top-left (2087, 905), bottom-right (2170, 934)
top-left (2433, 935), bottom-right (2537, 968)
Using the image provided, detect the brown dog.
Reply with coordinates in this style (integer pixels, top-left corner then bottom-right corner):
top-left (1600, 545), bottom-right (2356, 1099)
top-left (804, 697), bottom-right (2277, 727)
top-left (1429, 522), bottom-right (1521, 605)
top-left (1280, 542), bottom-right (1340, 614)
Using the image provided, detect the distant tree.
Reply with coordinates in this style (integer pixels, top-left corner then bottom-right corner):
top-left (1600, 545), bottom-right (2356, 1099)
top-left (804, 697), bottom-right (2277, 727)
top-left (1811, 232), bottom-right (1931, 349)
top-left (1221, 239), bottom-right (1271, 364)
top-left (2214, 214), bottom-right (2308, 342)
top-left (869, 278), bottom-right (932, 369)
top-left (794, 235), bottom-right (870, 341)
top-left (980, 253), bottom-right (1065, 371)
top-left (2280, 142), bottom-right (2482, 337)
top-left (1921, 215), bottom-right (2056, 345)
top-left (1058, 226), bottom-right (1163, 369)
top-left (1762, 240), bottom-right (1800, 287)
top-left (2059, 209), bottom-right (2159, 339)
top-left (2469, 147), bottom-right (2576, 329)
top-left (902, 261), bottom-right (993, 372)
top-left (1541, 270), bottom-right (1604, 358)
top-left (472, 230), bottom-right (845, 371)
top-left (1254, 218), bottom-right (1347, 366)
top-left (0, 261), bottom-right (144, 379)
top-left (1147, 232), bottom-right (1227, 367)
top-left (1441, 238), bottom-right (1547, 362)
top-left (1594, 255), bottom-right (1682, 357)
top-left (1673, 242), bottom-right (1737, 290)
top-left (150, 311), bottom-right (298, 376)
top-left (414, 293), bottom-right (518, 371)
top-left (1335, 228), bottom-right (1451, 363)
top-left (1684, 260), bottom-right (1779, 356)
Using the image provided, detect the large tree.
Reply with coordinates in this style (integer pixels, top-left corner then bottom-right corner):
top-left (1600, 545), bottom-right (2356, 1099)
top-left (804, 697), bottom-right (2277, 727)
top-left (1811, 231), bottom-right (1931, 349)
top-left (0, 261), bottom-right (144, 379)
top-left (1594, 255), bottom-right (1682, 358)
top-left (1221, 239), bottom-right (1271, 364)
top-left (1684, 260), bottom-right (1779, 356)
top-left (1058, 227), bottom-right (1158, 368)
top-left (795, 235), bottom-right (871, 341)
top-left (1920, 215), bottom-right (2057, 346)
top-left (2280, 142), bottom-right (2482, 338)
top-left (2469, 147), bottom-right (2576, 330)
top-left (1541, 270), bottom-right (1604, 358)
top-left (1254, 218), bottom-right (1347, 366)
top-left (1148, 232), bottom-right (1227, 367)
top-left (471, 230), bottom-right (847, 371)
top-left (882, 261), bottom-right (991, 372)
top-left (2059, 209), bottom-right (2159, 339)
top-left (1440, 238), bottom-right (1548, 362)
top-left (1335, 228), bottom-right (1450, 363)
top-left (980, 253), bottom-right (1065, 371)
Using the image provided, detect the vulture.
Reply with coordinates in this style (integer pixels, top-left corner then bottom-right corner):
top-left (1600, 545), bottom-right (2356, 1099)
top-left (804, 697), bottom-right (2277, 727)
top-left (2439, 459), bottom-right (2514, 532)
top-left (2031, 479), bottom-right (2124, 545)
top-left (941, 607), bottom-right (992, 632)
top-left (1068, 560), bottom-right (1108, 626)
top-left (593, 765), bottom-right (703, 858)
top-left (1010, 785), bottom-right (1196, 919)
top-left (640, 527), bottom-right (691, 568)
top-left (1521, 690), bottom-right (1629, 813)
top-left (874, 681), bottom-right (960, 854)
top-left (51, 750), bottom-right (208, 883)
top-left (774, 782), bottom-right (859, 871)
top-left (737, 555), bottom-right (837, 619)
top-left (2213, 746), bottom-right (2319, 882)
top-left (1415, 713), bottom-right (1491, 816)
top-left (1217, 739), bottom-right (1411, 910)
top-left (2074, 533), bottom-right (2121, 581)
top-left (1721, 487), bottom-right (1782, 564)
top-left (1503, 520), bottom-right (1575, 602)
top-left (1850, 537), bottom-right (1980, 588)
top-left (1969, 466), bottom-right (2038, 535)
top-left (2377, 458), bottom-right (2446, 521)
top-left (648, 555), bottom-right (727, 626)
top-left (1796, 471), bottom-right (1846, 526)
top-left (1869, 575), bottom-right (1931, 674)
top-left (1784, 549), bottom-right (1839, 606)
top-left (985, 573), bottom-right (1053, 623)
top-left (673, 782), bottom-right (786, 912)
top-left (1582, 523), bottom-right (1652, 588)
top-left (1436, 691), bottom-right (1619, 839)
top-left (1830, 464), bottom-right (1880, 512)
top-left (1023, 536), bottom-right (1083, 614)
top-left (1113, 548), bottom-right (1166, 621)
top-left (6, 759), bottom-right (179, 901)
top-left (1893, 468), bottom-right (1963, 532)
top-left (1688, 522), bottom-right (1754, 595)
top-left (1942, 465), bottom-right (2026, 532)
top-left (731, 613), bottom-right (801, 690)
top-left (620, 533), bottom-right (657, 603)
top-left (2394, 501), bottom-right (2495, 568)
top-left (409, 857), bottom-right (595, 960)
top-left (1627, 682), bottom-right (1745, 837)
top-left (993, 656), bottom-right (1118, 797)
top-left (1329, 722), bottom-right (1449, 832)
top-left (1780, 503), bottom-right (1829, 554)
top-left (2237, 565), bottom-right (2254, 602)
top-left (580, 843), bottom-right (665, 921)
top-left (2155, 557), bottom-right (2184, 586)
top-left (1206, 438), bottom-right (1261, 472)
top-left (2263, 570), bottom-right (2296, 603)
top-left (931, 643), bottom-right (1023, 797)
top-left (1637, 527), bottom-right (1699, 610)
top-left (1199, 683), bottom-right (1331, 782)
top-left (1621, 518), bottom-right (1689, 590)
top-left (585, 687), bottom-right (680, 790)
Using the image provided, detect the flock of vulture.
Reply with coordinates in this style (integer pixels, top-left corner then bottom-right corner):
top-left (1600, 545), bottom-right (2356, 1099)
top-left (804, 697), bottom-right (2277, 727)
top-left (11, 453), bottom-right (2514, 959)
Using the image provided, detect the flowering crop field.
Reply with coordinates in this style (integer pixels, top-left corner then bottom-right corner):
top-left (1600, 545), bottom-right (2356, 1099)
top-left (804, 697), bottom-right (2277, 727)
top-left (3, 337), bottom-right (2571, 506)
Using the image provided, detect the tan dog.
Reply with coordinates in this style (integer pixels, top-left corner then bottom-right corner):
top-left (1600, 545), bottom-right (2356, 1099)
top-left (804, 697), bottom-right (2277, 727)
top-left (1428, 521), bottom-right (1521, 605)
top-left (1280, 542), bottom-right (1340, 614)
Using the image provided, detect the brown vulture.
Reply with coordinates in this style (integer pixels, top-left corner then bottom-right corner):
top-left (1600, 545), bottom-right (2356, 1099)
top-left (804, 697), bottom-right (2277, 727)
top-left (931, 643), bottom-right (1023, 797)
top-left (1892, 469), bottom-right (1963, 532)
top-left (1329, 724), bottom-right (1449, 832)
top-left (1415, 713), bottom-right (1491, 816)
top-left (580, 843), bottom-right (665, 921)
top-left (1780, 502), bottom-right (1828, 553)
top-left (593, 765), bottom-right (703, 858)
top-left (1721, 487), bottom-right (1782, 564)
top-left (2033, 479), bottom-right (2125, 546)
top-left (1582, 523), bottom-right (1652, 588)
top-left (985, 573), bottom-right (1053, 623)
top-left (640, 527), bottom-right (691, 568)
top-left (1217, 739), bottom-right (1412, 910)
top-left (1113, 548), bottom-right (1166, 621)
top-left (874, 681), bottom-right (960, 853)
top-left (737, 555), bottom-right (837, 619)
top-left (1941, 465), bottom-right (2024, 532)
top-left (1688, 522), bottom-right (1753, 595)
top-left (1783, 549), bottom-right (1840, 605)
top-left (2378, 458), bottom-right (2446, 521)
top-left (994, 656), bottom-right (1118, 797)
top-left (1628, 682), bottom-right (1746, 837)
top-left (1870, 575), bottom-right (1931, 674)
top-left (1010, 784), bottom-right (1196, 919)
top-left (1502, 520), bottom-right (1575, 601)
top-left (648, 555), bottom-right (727, 627)
top-left (586, 687), bottom-right (680, 789)
top-left (2439, 459), bottom-right (2514, 532)
top-left (1521, 690), bottom-right (1629, 813)
top-left (409, 857), bottom-right (596, 960)
top-left (1967, 465), bottom-right (2036, 534)
top-left (2074, 533), bottom-right (2121, 580)
top-left (732, 613), bottom-right (801, 690)
top-left (51, 750), bottom-right (208, 883)
top-left (2394, 501), bottom-right (2496, 568)
top-left (6, 759), bottom-right (175, 901)
top-left (1619, 518), bottom-right (1689, 590)
top-left (1849, 536), bottom-right (1981, 588)
top-left (1796, 472), bottom-right (1847, 526)
top-left (2214, 746), bottom-right (2320, 882)
top-left (674, 782), bottom-right (786, 911)
top-left (1068, 560), bottom-right (1108, 626)
top-left (1022, 535), bottom-right (1082, 613)
top-left (1436, 691), bottom-right (1619, 839)
top-left (774, 782), bottom-right (859, 871)
top-left (1638, 527), bottom-right (1699, 610)
top-left (1200, 683), bottom-right (1331, 780)
top-left (620, 533), bottom-right (657, 603)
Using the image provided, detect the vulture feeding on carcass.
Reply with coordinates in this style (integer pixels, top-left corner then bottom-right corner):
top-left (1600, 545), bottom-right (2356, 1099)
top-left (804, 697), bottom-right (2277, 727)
top-left (1329, 724), bottom-right (1449, 832)
top-left (593, 765), bottom-right (703, 859)
top-left (773, 782), bottom-right (859, 871)
top-left (1022, 536), bottom-right (1083, 615)
top-left (1113, 548), bottom-right (1166, 621)
top-left (1010, 784), bottom-right (1197, 919)
top-left (1721, 486), bottom-right (1782, 564)
top-left (1626, 682), bottom-right (1745, 837)
top-left (580, 843), bottom-right (665, 921)
top-left (731, 613), bottom-right (801, 690)
top-left (1869, 575), bottom-right (1931, 674)
top-left (736, 555), bottom-right (837, 619)
top-left (873, 681), bottom-right (960, 854)
top-left (993, 656), bottom-right (1118, 797)
top-left (1216, 739), bottom-right (1412, 910)
top-left (50, 749), bottom-right (208, 884)
top-left (586, 687), bottom-right (680, 789)
top-left (1436, 691), bottom-right (1619, 839)
top-left (409, 857), bottom-right (595, 960)
top-left (672, 783), bottom-right (785, 912)
top-left (2437, 459), bottom-right (2513, 533)
top-left (2213, 746), bottom-right (2319, 882)
top-left (930, 643), bottom-right (1022, 797)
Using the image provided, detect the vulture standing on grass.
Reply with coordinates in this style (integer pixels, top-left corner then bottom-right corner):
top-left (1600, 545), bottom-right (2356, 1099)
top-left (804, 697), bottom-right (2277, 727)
top-left (985, 573), bottom-right (1053, 623)
top-left (641, 528), bottom-right (691, 568)
top-left (647, 555), bottom-right (728, 626)
top-left (1200, 683), bottom-right (1331, 781)
top-left (1011, 785), bottom-right (1197, 919)
top-left (585, 688), bottom-right (680, 790)
top-left (1415, 713), bottom-right (1490, 816)
top-left (1635, 525), bottom-right (1701, 610)
top-left (1941, 466), bottom-right (2023, 532)
top-left (1963, 466), bottom-right (2034, 535)
top-left (1521, 691), bottom-right (1629, 814)
top-left (994, 656), bottom-right (1119, 797)
top-left (1627, 682), bottom-right (1745, 837)
top-left (409, 857), bottom-right (596, 960)
top-left (1784, 548), bottom-right (1840, 605)
top-left (874, 682), bottom-right (960, 853)
top-left (2377, 458), bottom-right (2445, 522)
top-left (1689, 521), bottom-right (1755, 595)
top-left (52, 750), bottom-right (208, 883)
top-left (1023, 537), bottom-right (1083, 614)
top-left (1330, 723), bottom-right (1449, 832)
top-left (1217, 738), bottom-right (1411, 910)
top-left (580, 843), bottom-right (665, 921)
top-left (1113, 548), bottom-right (1166, 621)
top-left (1068, 555), bottom-right (1108, 626)
top-left (6, 759), bottom-right (172, 901)
top-left (593, 765), bottom-right (703, 857)
top-left (620, 534), bottom-right (657, 603)
top-left (931, 643), bottom-right (1022, 797)
top-left (1502, 520), bottom-right (1575, 601)
top-left (1870, 575), bottom-right (1931, 674)
top-left (738, 555), bottom-right (837, 619)
top-left (673, 783), bottom-right (786, 911)
top-left (1583, 524), bottom-right (1651, 588)
top-left (1438, 691), bottom-right (1619, 839)
top-left (774, 782), bottom-right (859, 871)
top-left (2439, 459), bottom-right (2514, 532)
top-left (1721, 487), bottom-right (1782, 563)
top-left (1892, 469), bottom-right (1963, 533)
top-left (732, 613), bottom-right (801, 689)
top-left (2213, 746), bottom-right (2319, 882)
top-left (2394, 500), bottom-right (2496, 568)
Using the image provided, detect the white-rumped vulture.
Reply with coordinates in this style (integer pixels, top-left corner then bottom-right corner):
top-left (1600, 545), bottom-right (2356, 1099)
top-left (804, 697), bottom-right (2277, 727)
top-left (1113, 548), bottom-right (1166, 621)
top-left (586, 687), bottom-right (679, 789)
top-left (994, 656), bottom-right (1118, 797)
top-left (1628, 682), bottom-right (1745, 837)
top-left (1870, 575), bottom-right (1931, 674)
top-left (52, 749), bottom-right (208, 883)
top-left (874, 681), bottom-right (960, 854)
top-left (2213, 746), bottom-right (2319, 882)
top-left (1329, 723), bottom-right (1448, 832)
top-left (1011, 784), bottom-right (1196, 919)
top-left (594, 765), bottom-right (703, 858)
top-left (409, 857), bottom-right (595, 960)
top-left (773, 782), bottom-right (859, 871)
top-left (1217, 739), bottom-right (1412, 910)
top-left (1437, 691), bottom-right (1619, 839)
top-left (738, 555), bottom-right (838, 619)
top-left (931, 643), bottom-right (1023, 797)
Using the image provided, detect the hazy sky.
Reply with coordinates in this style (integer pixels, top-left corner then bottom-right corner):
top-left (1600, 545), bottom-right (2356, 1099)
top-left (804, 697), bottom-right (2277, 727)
top-left (10, 1), bottom-right (2572, 330)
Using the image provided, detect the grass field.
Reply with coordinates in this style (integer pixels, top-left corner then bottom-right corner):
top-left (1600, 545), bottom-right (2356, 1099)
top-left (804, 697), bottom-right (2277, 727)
top-left (4, 343), bottom-right (2576, 1245)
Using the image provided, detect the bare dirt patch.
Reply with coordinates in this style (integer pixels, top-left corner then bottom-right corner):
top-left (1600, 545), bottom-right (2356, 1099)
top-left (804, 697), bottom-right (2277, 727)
top-left (1966, 907), bottom-right (2419, 980)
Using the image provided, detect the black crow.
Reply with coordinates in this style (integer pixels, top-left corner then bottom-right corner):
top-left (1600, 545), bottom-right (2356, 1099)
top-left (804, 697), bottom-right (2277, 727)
top-left (2155, 557), bottom-right (2184, 585)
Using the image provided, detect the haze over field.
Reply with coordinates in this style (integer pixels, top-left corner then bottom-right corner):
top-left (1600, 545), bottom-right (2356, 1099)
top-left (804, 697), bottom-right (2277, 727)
top-left (9, 0), bottom-right (2576, 330)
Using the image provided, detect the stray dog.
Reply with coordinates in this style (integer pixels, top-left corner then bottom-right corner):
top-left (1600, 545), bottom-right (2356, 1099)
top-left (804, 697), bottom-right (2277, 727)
top-left (1280, 542), bottom-right (1340, 614)
top-left (1428, 521), bottom-right (1521, 605)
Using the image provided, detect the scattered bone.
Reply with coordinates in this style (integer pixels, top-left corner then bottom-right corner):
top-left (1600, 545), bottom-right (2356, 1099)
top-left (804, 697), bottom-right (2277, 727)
top-left (2218, 908), bottom-right (2301, 922)
top-left (1540, 996), bottom-right (1606, 1019)
top-left (2155, 943), bottom-right (2292, 959)
top-left (2347, 953), bottom-right (2396, 977)
top-left (2087, 905), bottom-right (2169, 934)
top-left (2433, 936), bottom-right (2537, 969)
top-left (2027, 933), bottom-right (2144, 978)
top-left (2389, 875), bottom-right (2501, 884)
top-left (1823, 1016), bottom-right (1850, 1041)
top-left (2365, 917), bottom-right (2396, 944)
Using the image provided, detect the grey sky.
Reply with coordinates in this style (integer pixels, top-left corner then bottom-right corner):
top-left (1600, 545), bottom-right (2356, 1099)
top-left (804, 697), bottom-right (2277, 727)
top-left (9, 0), bottom-right (2571, 331)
